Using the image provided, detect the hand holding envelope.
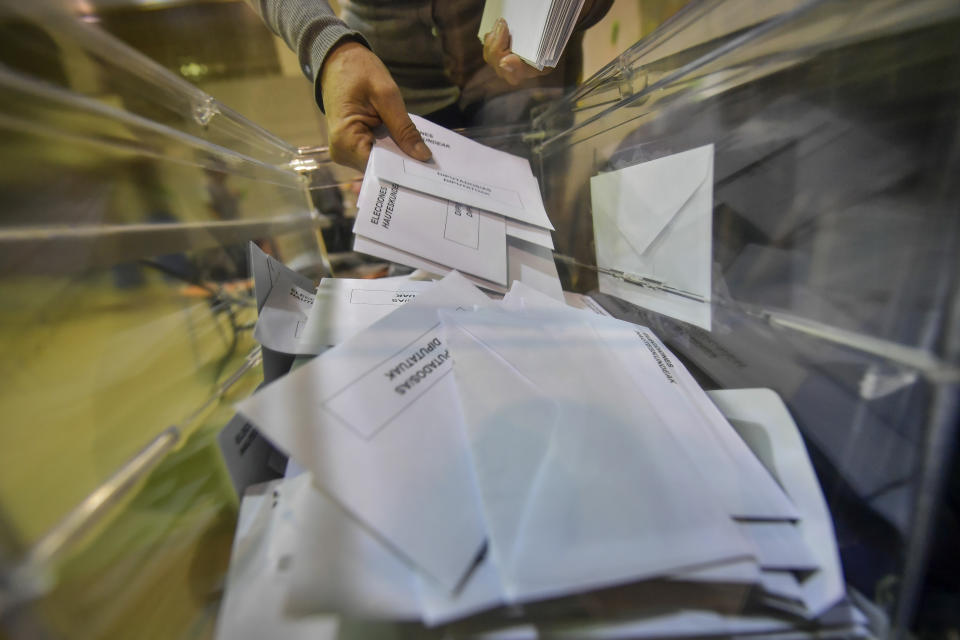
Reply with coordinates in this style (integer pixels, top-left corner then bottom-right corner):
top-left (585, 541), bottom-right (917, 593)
top-left (354, 115), bottom-right (564, 299)
top-left (372, 114), bottom-right (553, 231)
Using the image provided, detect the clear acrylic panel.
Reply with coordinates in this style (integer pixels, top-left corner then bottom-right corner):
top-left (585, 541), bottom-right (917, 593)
top-left (1, 0), bottom-right (958, 637)
top-left (532, 0), bottom-right (960, 632)
top-left (0, 0), bottom-right (338, 636)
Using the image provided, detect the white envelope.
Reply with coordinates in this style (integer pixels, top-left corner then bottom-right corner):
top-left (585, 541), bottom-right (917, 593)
top-left (440, 307), bottom-right (754, 603)
top-left (499, 283), bottom-right (800, 521)
top-left (236, 272), bottom-right (491, 592)
top-left (253, 269), bottom-right (316, 354)
top-left (371, 114), bottom-right (553, 230)
top-left (249, 241), bottom-right (315, 313)
top-left (707, 388), bottom-right (846, 617)
top-left (441, 320), bottom-right (560, 596)
top-left (506, 218), bottom-right (554, 250)
top-left (298, 277), bottom-right (435, 351)
top-left (542, 390), bottom-right (854, 638)
top-left (758, 569), bottom-right (805, 603)
top-left (355, 154), bottom-right (509, 285)
top-left (736, 521), bottom-right (819, 571)
top-left (215, 479), bottom-right (342, 640)
top-left (505, 282), bottom-right (612, 318)
top-left (415, 553), bottom-right (506, 626)
top-left (501, 279), bottom-right (567, 312)
top-left (354, 233), bottom-right (563, 301)
top-left (274, 475), bottom-right (422, 620)
top-left (249, 242), bottom-right (318, 356)
top-left (590, 144), bottom-right (714, 330)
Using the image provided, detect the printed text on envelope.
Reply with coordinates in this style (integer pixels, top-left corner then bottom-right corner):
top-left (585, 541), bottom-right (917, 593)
top-left (322, 324), bottom-right (452, 439)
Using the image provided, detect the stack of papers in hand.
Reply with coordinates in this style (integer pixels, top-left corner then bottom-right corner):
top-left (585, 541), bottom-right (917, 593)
top-left (479, 0), bottom-right (587, 70)
top-left (221, 268), bottom-right (864, 638)
top-left (590, 144), bottom-right (715, 331)
top-left (353, 114), bottom-right (561, 300)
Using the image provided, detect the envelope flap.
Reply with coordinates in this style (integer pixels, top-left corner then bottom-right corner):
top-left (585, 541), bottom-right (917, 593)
top-left (249, 241), bottom-right (314, 313)
top-left (441, 312), bottom-right (560, 575)
top-left (603, 145), bottom-right (713, 256)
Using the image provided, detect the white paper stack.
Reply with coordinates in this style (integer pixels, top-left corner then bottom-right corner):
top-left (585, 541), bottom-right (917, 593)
top-left (353, 114), bottom-right (561, 300)
top-left (221, 269), bottom-right (864, 638)
top-left (478, 0), bottom-right (587, 70)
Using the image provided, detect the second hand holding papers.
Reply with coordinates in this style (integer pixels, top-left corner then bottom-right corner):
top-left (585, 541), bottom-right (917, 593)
top-left (236, 271), bottom-right (833, 619)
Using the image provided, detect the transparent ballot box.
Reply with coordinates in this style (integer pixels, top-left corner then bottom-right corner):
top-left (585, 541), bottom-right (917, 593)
top-left (530, 0), bottom-right (960, 635)
top-left (0, 0), bottom-right (958, 638)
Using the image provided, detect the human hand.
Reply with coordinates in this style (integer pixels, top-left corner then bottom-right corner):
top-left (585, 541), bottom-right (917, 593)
top-left (319, 40), bottom-right (432, 171)
top-left (482, 18), bottom-right (552, 86)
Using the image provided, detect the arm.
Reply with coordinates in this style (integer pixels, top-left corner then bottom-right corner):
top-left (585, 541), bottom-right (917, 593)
top-left (245, 0), bottom-right (430, 171)
top-left (319, 40), bottom-right (431, 171)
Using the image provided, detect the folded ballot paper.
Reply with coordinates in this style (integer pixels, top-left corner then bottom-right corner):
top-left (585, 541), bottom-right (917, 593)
top-left (353, 114), bottom-right (561, 297)
top-left (479, 0), bottom-right (587, 70)
top-left (227, 269), bottom-right (856, 637)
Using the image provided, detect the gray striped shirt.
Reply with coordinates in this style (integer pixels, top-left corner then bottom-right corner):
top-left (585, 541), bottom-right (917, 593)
top-left (245, 0), bottom-right (611, 115)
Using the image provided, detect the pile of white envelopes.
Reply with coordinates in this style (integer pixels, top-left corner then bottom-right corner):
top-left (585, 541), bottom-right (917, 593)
top-left (218, 270), bottom-right (869, 639)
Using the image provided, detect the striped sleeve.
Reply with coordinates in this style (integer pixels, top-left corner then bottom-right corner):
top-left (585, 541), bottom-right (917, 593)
top-left (244, 0), bottom-right (371, 111)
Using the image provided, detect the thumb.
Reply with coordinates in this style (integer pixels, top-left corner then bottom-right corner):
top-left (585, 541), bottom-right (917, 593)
top-left (485, 18), bottom-right (510, 59)
top-left (372, 87), bottom-right (432, 163)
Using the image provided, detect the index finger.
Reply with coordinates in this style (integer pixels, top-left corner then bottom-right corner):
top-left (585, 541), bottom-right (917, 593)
top-left (370, 85), bottom-right (432, 163)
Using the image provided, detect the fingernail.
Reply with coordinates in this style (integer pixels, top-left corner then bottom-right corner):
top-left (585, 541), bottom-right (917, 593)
top-left (499, 59), bottom-right (515, 73)
top-left (413, 141), bottom-right (431, 160)
top-left (496, 18), bottom-right (506, 34)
